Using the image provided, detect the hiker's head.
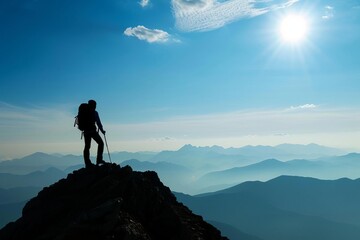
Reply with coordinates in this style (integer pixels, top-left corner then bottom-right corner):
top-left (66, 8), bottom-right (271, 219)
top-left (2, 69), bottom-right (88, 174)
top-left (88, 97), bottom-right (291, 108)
top-left (88, 100), bottom-right (97, 110)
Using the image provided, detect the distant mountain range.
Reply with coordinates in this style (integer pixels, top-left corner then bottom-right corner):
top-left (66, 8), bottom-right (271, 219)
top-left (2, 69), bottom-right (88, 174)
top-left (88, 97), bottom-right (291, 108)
top-left (0, 143), bottom-right (346, 170)
top-left (0, 167), bottom-right (66, 188)
top-left (0, 152), bottom-right (83, 174)
top-left (121, 159), bottom-right (194, 192)
top-left (146, 143), bottom-right (347, 173)
top-left (175, 176), bottom-right (360, 240)
top-left (0, 143), bottom-right (355, 194)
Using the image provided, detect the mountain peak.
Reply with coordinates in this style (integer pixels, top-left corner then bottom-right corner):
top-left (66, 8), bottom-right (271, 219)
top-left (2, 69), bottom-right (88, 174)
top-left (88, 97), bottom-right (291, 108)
top-left (25, 152), bottom-right (52, 159)
top-left (0, 164), bottom-right (227, 240)
top-left (179, 144), bottom-right (196, 151)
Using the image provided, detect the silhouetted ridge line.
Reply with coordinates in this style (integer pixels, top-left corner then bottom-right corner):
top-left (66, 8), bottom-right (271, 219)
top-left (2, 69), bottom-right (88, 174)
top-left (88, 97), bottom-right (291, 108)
top-left (0, 164), bottom-right (228, 240)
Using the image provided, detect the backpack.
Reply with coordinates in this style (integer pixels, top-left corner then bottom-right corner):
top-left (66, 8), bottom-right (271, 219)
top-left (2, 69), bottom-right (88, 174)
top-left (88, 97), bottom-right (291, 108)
top-left (74, 103), bottom-right (91, 131)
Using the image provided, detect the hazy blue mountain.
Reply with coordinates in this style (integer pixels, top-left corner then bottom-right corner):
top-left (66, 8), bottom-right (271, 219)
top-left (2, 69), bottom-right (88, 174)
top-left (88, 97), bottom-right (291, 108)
top-left (149, 143), bottom-right (346, 171)
top-left (111, 151), bottom-right (157, 162)
top-left (0, 143), bottom-right (347, 175)
top-left (0, 167), bottom-right (66, 188)
top-left (0, 153), bottom-right (83, 174)
top-left (196, 153), bottom-right (360, 192)
top-left (0, 186), bottom-right (41, 204)
top-left (175, 176), bottom-right (360, 240)
top-left (217, 176), bottom-right (360, 226)
top-left (319, 152), bottom-right (360, 164)
top-left (196, 159), bottom-right (325, 190)
top-left (176, 143), bottom-right (345, 160)
top-left (122, 159), bottom-right (190, 171)
top-left (121, 159), bottom-right (194, 193)
top-left (0, 187), bottom-right (41, 228)
top-left (64, 164), bottom-right (83, 173)
top-left (0, 152), bottom-right (60, 174)
top-left (0, 201), bottom-right (27, 228)
top-left (0, 152), bottom-right (147, 174)
top-left (150, 145), bottom-right (247, 173)
top-left (0, 144), bottom-right (352, 194)
top-left (206, 220), bottom-right (264, 240)
top-left (275, 143), bottom-right (345, 157)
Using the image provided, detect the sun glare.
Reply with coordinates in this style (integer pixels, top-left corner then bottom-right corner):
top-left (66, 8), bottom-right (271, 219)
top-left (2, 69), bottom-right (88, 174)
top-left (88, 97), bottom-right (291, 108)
top-left (280, 14), bottom-right (308, 43)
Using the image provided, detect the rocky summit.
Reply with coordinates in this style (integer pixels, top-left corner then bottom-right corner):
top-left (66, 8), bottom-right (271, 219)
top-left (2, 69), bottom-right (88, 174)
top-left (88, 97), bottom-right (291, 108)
top-left (0, 164), bottom-right (228, 240)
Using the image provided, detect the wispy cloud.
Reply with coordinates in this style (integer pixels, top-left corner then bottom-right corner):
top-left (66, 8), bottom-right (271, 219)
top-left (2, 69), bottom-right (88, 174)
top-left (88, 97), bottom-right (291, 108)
top-left (172, 0), bottom-right (299, 32)
top-left (124, 25), bottom-right (179, 43)
top-left (288, 104), bottom-right (318, 111)
top-left (0, 102), bottom-right (75, 138)
top-left (139, 0), bottom-right (150, 8)
top-left (2, 102), bottom-right (360, 158)
top-left (322, 5), bottom-right (334, 20)
top-left (151, 136), bottom-right (176, 142)
top-left (0, 102), bottom-right (80, 158)
top-left (107, 106), bottom-right (360, 152)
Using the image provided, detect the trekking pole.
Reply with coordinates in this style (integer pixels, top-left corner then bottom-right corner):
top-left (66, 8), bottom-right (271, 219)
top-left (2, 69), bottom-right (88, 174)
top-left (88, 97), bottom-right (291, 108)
top-left (103, 133), bottom-right (112, 163)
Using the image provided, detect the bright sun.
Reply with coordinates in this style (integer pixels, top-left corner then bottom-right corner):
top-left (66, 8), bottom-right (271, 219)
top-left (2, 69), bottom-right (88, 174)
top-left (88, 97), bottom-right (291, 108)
top-left (280, 14), bottom-right (308, 43)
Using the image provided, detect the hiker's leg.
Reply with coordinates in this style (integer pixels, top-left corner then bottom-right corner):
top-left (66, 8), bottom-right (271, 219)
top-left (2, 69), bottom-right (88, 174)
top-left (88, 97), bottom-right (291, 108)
top-left (92, 132), bottom-right (104, 163)
top-left (83, 132), bottom-right (92, 166)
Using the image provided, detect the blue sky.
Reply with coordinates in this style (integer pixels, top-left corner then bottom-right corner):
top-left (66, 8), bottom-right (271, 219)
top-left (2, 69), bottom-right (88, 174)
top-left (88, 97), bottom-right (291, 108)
top-left (1, 0), bottom-right (360, 159)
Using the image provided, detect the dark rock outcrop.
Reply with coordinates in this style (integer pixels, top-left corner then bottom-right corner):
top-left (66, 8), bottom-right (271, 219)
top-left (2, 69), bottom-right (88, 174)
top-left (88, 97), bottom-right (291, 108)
top-left (0, 164), bottom-right (228, 240)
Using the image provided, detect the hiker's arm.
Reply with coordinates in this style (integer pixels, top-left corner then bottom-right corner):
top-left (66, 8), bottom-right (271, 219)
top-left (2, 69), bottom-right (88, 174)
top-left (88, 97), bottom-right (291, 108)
top-left (95, 111), bottom-right (105, 134)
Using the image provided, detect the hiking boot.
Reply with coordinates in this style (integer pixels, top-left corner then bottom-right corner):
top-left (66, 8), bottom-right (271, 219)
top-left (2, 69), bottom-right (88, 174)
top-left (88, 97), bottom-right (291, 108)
top-left (96, 159), bottom-right (106, 166)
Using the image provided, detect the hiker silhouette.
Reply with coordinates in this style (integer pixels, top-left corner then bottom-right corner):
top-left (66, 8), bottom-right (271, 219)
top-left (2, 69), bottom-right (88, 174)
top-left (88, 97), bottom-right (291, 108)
top-left (82, 99), bottom-right (106, 168)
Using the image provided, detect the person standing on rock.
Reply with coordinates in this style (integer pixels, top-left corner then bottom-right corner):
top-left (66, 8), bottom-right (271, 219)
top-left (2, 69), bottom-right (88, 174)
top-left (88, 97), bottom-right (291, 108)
top-left (76, 99), bottom-right (107, 168)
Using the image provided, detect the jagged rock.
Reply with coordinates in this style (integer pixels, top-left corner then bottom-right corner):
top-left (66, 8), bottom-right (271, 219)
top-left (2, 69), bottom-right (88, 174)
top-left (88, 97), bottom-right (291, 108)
top-left (0, 164), bottom-right (228, 240)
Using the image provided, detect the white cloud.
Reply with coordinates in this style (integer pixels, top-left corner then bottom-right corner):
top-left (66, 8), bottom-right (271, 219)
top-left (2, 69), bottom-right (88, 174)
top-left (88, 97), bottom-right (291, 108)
top-left (139, 0), bottom-right (150, 8)
top-left (288, 104), bottom-right (318, 111)
top-left (124, 25), bottom-right (179, 43)
top-left (322, 5), bottom-right (334, 20)
top-left (172, 0), bottom-right (299, 32)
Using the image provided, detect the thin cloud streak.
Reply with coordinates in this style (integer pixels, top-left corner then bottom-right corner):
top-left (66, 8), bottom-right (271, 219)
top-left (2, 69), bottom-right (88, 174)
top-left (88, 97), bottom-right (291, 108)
top-left (0, 102), bottom-right (81, 159)
top-left (110, 107), bottom-right (360, 139)
top-left (1, 103), bottom-right (359, 141)
top-left (107, 106), bottom-right (360, 152)
top-left (1, 103), bottom-right (360, 158)
top-left (0, 102), bottom-right (76, 141)
top-left (172, 0), bottom-right (299, 32)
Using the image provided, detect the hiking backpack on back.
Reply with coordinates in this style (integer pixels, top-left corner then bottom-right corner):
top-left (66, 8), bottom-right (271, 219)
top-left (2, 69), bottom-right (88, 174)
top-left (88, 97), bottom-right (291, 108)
top-left (74, 103), bottom-right (91, 131)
